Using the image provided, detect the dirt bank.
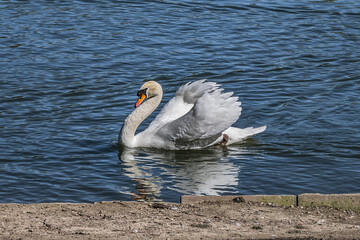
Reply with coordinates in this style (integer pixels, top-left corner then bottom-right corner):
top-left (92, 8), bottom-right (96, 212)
top-left (1, 201), bottom-right (359, 239)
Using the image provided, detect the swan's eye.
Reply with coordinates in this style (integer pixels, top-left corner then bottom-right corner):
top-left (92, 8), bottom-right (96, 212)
top-left (137, 88), bottom-right (147, 97)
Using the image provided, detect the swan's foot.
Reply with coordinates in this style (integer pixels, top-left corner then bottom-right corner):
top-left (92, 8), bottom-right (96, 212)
top-left (217, 134), bottom-right (229, 149)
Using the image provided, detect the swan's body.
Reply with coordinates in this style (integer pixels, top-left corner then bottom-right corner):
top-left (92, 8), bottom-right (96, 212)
top-left (119, 80), bottom-right (266, 150)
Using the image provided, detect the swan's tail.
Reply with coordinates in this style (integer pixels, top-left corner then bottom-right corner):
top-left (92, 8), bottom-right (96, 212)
top-left (224, 126), bottom-right (266, 145)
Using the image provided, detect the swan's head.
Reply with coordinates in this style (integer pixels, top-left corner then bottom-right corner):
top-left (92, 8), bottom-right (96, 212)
top-left (135, 81), bottom-right (163, 108)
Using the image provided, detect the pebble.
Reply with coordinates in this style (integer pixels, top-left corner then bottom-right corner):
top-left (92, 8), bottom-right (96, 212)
top-left (317, 219), bottom-right (326, 225)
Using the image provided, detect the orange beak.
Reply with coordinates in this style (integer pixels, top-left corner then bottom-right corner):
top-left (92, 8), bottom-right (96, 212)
top-left (135, 93), bottom-right (146, 108)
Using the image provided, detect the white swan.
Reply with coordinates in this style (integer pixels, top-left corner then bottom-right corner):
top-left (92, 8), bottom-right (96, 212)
top-left (119, 80), bottom-right (266, 149)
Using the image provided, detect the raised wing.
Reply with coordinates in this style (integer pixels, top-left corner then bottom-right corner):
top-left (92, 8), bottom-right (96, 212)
top-left (146, 80), bottom-right (219, 131)
top-left (155, 88), bottom-right (242, 148)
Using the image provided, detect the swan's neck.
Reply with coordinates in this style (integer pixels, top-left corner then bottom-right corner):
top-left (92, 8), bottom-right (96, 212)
top-left (119, 94), bottom-right (162, 147)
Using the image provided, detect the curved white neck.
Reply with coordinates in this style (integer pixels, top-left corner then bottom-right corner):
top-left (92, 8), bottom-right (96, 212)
top-left (119, 94), bottom-right (162, 147)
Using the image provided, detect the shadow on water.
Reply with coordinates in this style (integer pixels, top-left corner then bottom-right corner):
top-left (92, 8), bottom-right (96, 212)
top-left (117, 145), bottom-right (250, 202)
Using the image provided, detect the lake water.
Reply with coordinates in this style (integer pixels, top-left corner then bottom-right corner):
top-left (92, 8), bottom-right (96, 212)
top-left (1, 0), bottom-right (359, 203)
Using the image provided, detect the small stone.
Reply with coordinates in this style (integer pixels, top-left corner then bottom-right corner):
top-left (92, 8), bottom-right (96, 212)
top-left (252, 225), bottom-right (262, 230)
top-left (317, 219), bottom-right (326, 225)
top-left (233, 197), bottom-right (245, 203)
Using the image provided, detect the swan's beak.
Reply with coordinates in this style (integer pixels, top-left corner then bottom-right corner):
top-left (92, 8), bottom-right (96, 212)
top-left (135, 93), bottom-right (146, 108)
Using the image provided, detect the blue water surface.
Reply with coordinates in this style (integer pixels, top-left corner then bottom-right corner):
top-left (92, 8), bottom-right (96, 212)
top-left (0, 0), bottom-right (359, 203)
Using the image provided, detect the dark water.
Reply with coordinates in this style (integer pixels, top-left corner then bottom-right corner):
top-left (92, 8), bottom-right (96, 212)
top-left (1, 0), bottom-right (359, 203)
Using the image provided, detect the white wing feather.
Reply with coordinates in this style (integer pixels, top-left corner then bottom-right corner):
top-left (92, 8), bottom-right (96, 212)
top-left (155, 88), bottom-right (242, 148)
top-left (145, 80), bottom-right (219, 131)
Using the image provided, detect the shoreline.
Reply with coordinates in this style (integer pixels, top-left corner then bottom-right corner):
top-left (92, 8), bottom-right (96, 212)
top-left (1, 194), bottom-right (360, 239)
top-left (181, 193), bottom-right (360, 212)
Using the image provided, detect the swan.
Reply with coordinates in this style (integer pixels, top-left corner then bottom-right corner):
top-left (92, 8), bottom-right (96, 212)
top-left (119, 80), bottom-right (266, 150)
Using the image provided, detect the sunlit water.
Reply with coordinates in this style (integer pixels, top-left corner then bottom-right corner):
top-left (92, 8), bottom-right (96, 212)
top-left (1, 0), bottom-right (359, 203)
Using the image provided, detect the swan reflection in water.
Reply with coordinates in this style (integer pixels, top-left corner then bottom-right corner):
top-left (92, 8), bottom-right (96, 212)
top-left (118, 146), bottom-right (248, 201)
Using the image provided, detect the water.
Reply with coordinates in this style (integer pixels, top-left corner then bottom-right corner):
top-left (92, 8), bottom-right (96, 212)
top-left (1, 0), bottom-right (359, 203)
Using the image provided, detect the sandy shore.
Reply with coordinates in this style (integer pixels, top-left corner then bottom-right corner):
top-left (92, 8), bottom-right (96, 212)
top-left (1, 200), bottom-right (359, 239)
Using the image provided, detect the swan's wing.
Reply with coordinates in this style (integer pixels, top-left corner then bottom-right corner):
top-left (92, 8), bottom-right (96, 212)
top-left (156, 88), bottom-right (242, 148)
top-left (147, 80), bottom-right (219, 130)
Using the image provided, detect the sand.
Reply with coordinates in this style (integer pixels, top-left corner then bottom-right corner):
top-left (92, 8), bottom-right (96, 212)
top-left (1, 200), bottom-right (359, 239)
